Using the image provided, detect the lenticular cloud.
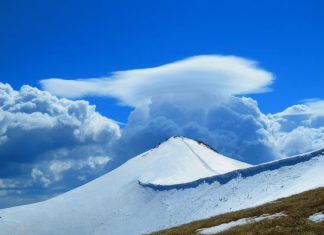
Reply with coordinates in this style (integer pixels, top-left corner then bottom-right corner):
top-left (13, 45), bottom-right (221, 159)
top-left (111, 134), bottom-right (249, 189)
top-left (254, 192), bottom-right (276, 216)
top-left (40, 55), bottom-right (274, 106)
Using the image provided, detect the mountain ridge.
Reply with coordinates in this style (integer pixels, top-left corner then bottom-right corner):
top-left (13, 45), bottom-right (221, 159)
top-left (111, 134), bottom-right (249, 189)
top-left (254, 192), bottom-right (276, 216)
top-left (1, 137), bottom-right (324, 235)
top-left (139, 147), bottom-right (324, 190)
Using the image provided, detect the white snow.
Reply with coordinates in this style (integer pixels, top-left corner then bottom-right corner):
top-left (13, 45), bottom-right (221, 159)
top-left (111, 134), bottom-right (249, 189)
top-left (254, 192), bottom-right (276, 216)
top-left (138, 137), bottom-right (251, 186)
top-left (198, 213), bottom-right (284, 234)
top-left (308, 212), bottom-right (324, 222)
top-left (0, 137), bottom-right (323, 235)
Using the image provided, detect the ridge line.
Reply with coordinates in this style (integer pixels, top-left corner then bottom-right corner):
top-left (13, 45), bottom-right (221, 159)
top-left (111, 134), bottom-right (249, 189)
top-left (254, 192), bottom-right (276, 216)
top-left (181, 138), bottom-right (217, 174)
top-left (139, 148), bottom-right (324, 191)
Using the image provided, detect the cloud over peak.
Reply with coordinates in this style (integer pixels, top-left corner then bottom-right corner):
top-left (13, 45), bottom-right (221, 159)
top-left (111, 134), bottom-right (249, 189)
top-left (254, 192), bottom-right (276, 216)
top-left (2, 55), bottom-right (323, 208)
top-left (40, 55), bottom-right (274, 107)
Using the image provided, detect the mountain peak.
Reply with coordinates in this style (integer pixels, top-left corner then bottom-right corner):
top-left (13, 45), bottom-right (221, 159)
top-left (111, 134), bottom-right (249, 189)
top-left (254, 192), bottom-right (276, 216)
top-left (1, 142), bottom-right (324, 235)
top-left (153, 136), bottom-right (219, 153)
top-left (138, 136), bottom-right (251, 186)
top-left (173, 136), bottom-right (220, 152)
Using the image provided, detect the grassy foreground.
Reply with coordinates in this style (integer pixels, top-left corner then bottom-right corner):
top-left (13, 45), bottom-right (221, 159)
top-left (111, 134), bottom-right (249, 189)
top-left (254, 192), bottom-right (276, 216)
top-left (151, 187), bottom-right (324, 235)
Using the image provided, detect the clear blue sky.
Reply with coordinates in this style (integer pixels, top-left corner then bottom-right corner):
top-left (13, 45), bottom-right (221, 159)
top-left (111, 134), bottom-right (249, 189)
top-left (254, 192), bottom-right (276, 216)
top-left (1, 0), bottom-right (323, 122)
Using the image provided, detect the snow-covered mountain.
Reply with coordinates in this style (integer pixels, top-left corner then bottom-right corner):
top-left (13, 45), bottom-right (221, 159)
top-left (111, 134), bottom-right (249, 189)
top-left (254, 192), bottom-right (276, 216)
top-left (1, 136), bottom-right (324, 235)
top-left (137, 136), bottom-right (251, 186)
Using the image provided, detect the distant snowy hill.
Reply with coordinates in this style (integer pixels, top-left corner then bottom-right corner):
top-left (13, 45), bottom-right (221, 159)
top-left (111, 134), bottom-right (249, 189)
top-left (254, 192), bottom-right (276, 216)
top-left (0, 137), bottom-right (323, 235)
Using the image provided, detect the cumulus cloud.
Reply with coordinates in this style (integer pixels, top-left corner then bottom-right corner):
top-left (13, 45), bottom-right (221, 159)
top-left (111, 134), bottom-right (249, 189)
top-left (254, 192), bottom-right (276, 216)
top-left (0, 83), bottom-right (120, 207)
top-left (269, 100), bottom-right (324, 156)
top-left (40, 55), bottom-right (274, 106)
top-left (269, 100), bottom-right (324, 131)
top-left (110, 96), bottom-right (277, 166)
top-left (110, 97), bottom-right (324, 168)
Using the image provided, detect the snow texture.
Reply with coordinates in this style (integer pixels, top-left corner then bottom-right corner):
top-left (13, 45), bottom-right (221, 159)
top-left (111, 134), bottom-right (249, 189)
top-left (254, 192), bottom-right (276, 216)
top-left (308, 212), bottom-right (324, 223)
top-left (0, 137), bottom-right (324, 235)
top-left (198, 213), bottom-right (285, 234)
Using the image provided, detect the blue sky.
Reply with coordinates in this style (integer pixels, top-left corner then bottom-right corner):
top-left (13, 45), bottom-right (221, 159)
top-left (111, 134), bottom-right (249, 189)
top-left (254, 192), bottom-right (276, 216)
top-left (1, 0), bottom-right (323, 122)
top-left (1, 0), bottom-right (324, 208)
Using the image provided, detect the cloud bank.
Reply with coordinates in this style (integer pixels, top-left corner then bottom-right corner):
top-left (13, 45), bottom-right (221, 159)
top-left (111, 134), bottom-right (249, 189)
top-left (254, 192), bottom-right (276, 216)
top-left (270, 100), bottom-right (324, 156)
top-left (0, 83), bottom-right (120, 208)
top-left (111, 96), bottom-right (277, 167)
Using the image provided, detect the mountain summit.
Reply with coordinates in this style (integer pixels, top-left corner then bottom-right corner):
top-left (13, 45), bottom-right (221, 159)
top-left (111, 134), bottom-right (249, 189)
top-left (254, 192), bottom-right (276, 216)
top-left (138, 136), bottom-right (251, 186)
top-left (0, 138), bottom-right (323, 235)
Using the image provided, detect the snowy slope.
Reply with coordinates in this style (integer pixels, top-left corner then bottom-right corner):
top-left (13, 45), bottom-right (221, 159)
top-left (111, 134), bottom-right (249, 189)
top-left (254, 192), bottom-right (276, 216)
top-left (138, 137), bottom-right (251, 186)
top-left (0, 137), bottom-right (324, 235)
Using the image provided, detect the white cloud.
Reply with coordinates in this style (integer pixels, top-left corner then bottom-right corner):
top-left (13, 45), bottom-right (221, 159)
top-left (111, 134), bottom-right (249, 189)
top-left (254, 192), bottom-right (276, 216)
top-left (87, 156), bottom-right (110, 169)
top-left (269, 100), bottom-right (324, 130)
top-left (274, 126), bottom-right (324, 156)
top-left (0, 83), bottom-right (120, 192)
top-left (31, 168), bottom-right (51, 187)
top-left (110, 97), bottom-right (324, 167)
top-left (111, 96), bottom-right (278, 166)
top-left (40, 55), bottom-right (274, 106)
top-left (269, 100), bottom-right (324, 156)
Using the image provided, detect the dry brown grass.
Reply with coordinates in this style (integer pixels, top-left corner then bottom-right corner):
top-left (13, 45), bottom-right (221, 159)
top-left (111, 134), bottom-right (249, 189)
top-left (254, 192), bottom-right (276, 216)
top-left (151, 187), bottom-right (324, 235)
